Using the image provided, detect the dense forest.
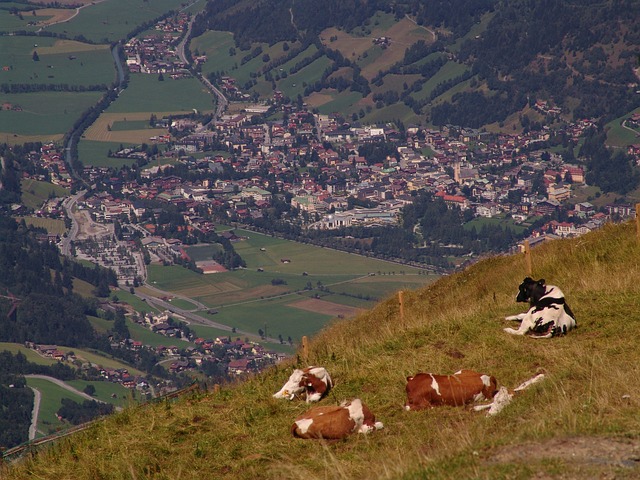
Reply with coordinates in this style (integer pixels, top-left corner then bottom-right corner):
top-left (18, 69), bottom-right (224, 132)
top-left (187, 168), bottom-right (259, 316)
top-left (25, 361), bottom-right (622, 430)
top-left (192, 0), bottom-right (640, 128)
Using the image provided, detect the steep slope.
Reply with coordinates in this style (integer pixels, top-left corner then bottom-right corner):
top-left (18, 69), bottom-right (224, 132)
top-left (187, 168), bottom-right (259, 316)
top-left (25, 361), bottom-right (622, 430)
top-left (4, 220), bottom-right (640, 478)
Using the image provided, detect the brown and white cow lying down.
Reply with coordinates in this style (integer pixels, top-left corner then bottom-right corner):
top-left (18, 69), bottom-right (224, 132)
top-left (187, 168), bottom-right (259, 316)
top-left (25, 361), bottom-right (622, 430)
top-left (504, 277), bottom-right (576, 338)
top-left (292, 398), bottom-right (384, 440)
top-left (273, 366), bottom-right (333, 403)
top-left (405, 369), bottom-right (498, 410)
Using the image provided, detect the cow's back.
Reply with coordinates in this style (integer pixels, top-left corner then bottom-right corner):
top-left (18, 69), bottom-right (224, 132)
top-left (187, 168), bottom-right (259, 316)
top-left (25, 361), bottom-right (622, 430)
top-left (291, 405), bottom-right (354, 439)
top-left (405, 370), bottom-right (497, 410)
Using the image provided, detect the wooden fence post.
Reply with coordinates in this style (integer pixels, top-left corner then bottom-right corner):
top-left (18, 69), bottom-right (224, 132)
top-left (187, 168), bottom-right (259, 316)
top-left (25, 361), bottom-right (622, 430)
top-left (301, 335), bottom-right (309, 362)
top-left (213, 384), bottom-right (220, 395)
top-left (524, 240), bottom-right (532, 276)
top-left (398, 290), bottom-right (405, 321)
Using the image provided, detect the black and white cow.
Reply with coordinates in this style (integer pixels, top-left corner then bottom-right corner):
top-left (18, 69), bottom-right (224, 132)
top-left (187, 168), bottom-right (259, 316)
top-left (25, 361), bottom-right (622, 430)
top-left (504, 277), bottom-right (576, 338)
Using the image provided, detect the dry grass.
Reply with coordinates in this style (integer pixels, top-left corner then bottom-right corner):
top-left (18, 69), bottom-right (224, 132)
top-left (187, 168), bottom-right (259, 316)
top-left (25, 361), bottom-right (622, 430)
top-left (5, 221), bottom-right (640, 479)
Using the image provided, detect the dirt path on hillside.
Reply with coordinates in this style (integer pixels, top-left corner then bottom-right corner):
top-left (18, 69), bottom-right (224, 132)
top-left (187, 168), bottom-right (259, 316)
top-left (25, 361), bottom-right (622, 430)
top-left (484, 436), bottom-right (640, 474)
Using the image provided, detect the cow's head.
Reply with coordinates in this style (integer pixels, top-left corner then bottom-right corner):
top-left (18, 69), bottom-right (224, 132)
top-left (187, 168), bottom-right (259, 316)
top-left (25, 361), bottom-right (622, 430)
top-left (273, 368), bottom-right (306, 400)
top-left (516, 277), bottom-right (546, 304)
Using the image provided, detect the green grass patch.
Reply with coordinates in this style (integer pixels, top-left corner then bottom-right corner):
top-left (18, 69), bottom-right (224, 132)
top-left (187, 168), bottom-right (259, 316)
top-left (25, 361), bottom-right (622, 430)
top-left (0, 9), bottom-right (43, 33)
top-left (0, 91), bottom-right (103, 136)
top-left (605, 106), bottom-right (640, 148)
top-left (185, 243), bottom-right (222, 262)
top-left (77, 140), bottom-right (137, 168)
top-left (125, 320), bottom-right (194, 348)
top-left (108, 74), bottom-right (216, 114)
top-left (0, 342), bottom-right (58, 366)
top-left (315, 90), bottom-right (364, 115)
top-left (111, 289), bottom-right (161, 315)
top-left (363, 101), bottom-right (420, 124)
top-left (26, 377), bottom-right (89, 437)
top-left (411, 61), bottom-right (470, 102)
top-left (18, 216), bottom-right (67, 235)
top-left (275, 56), bottom-right (333, 100)
top-left (110, 120), bottom-right (151, 131)
top-left (0, 36), bottom-right (113, 86)
top-left (67, 380), bottom-right (133, 408)
top-left (463, 215), bottom-right (528, 235)
top-left (46, 0), bottom-right (187, 43)
top-left (188, 30), bottom-right (237, 78)
top-left (71, 348), bottom-right (144, 376)
top-left (20, 178), bottom-right (70, 210)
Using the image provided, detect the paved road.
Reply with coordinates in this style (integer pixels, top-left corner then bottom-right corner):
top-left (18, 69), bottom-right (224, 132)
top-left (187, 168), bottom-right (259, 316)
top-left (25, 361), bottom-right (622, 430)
top-left (28, 386), bottom-right (42, 440)
top-left (174, 10), bottom-right (228, 123)
top-left (26, 375), bottom-right (104, 402)
top-left (135, 289), bottom-right (281, 343)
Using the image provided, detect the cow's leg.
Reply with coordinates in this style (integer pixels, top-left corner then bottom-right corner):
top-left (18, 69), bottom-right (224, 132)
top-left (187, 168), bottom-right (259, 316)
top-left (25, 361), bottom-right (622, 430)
top-left (505, 312), bottom-right (526, 321)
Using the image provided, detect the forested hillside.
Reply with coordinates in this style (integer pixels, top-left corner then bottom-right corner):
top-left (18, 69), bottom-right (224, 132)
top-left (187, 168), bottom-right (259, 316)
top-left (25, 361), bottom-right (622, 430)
top-left (192, 0), bottom-right (640, 128)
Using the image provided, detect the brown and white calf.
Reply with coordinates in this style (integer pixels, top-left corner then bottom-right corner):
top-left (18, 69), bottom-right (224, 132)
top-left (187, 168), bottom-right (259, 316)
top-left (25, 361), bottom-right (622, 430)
top-left (273, 366), bottom-right (333, 403)
top-left (291, 398), bottom-right (384, 439)
top-left (405, 369), bottom-right (498, 410)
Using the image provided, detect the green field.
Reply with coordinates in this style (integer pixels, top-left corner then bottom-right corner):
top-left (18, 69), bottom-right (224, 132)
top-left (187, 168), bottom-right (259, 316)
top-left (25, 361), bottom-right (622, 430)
top-left (67, 380), bottom-right (133, 407)
top-left (189, 30), bottom-right (238, 77)
top-left (45, 0), bottom-right (187, 43)
top-left (185, 243), bottom-right (222, 262)
top-left (464, 215), bottom-right (528, 235)
top-left (107, 74), bottom-right (216, 114)
top-left (26, 377), bottom-right (88, 437)
top-left (275, 56), bottom-right (333, 100)
top-left (77, 139), bottom-right (137, 168)
top-left (605, 107), bottom-right (640, 147)
top-left (0, 9), bottom-right (44, 33)
top-left (110, 120), bottom-right (151, 131)
top-left (0, 36), bottom-right (114, 86)
top-left (363, 101), bottom-right (419, 124)
top-left (145, 230), bottom-right (437, 341)
top-left (72, 348), bottom-right (144, 376)
top-left (111, 289), bottom-right (160, 314)
top-left (18, 216), bottom-right (67, 235)
top-left (20, 178), bottom-right (70, 210)
top-left (0, 91), bottom-right (103, 137)
top-left (316, 90), bottom-right (364, 116)
top-left (411, 60), bottom-right (470, 102)
top-left (0, 343), bottom-right (57, 366)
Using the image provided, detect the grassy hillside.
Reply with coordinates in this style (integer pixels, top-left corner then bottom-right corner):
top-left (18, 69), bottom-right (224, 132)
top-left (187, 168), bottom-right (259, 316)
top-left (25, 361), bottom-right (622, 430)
top-left (4, 220), bottom-right (640, 478)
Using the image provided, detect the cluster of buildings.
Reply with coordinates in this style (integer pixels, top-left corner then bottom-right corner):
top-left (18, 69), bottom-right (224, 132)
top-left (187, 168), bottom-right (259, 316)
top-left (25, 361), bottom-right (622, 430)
top-left (123, 12), bottom-right (195, 76)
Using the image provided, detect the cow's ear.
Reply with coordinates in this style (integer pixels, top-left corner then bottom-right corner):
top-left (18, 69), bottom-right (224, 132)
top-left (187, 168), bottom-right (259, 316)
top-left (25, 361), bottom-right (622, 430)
top-left (538, 279), bottom-right (545, 285)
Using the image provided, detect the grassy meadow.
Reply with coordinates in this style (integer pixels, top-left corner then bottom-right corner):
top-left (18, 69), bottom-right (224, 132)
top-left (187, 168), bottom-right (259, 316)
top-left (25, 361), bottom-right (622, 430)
top-left (44, 0), bottom-right (187, 43)
top-left (25, 377), bottom-right (88, 437)
top-left (20, 178), bottom-right (70, 208)
top-left (0, 91), bottom-right (102, 139)
top-left (0, 36), bottom-right (113, 86)
top-left (6, 217), bottom-right (640, 479)
top-left (107, 75), bottom-right (216, 114)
